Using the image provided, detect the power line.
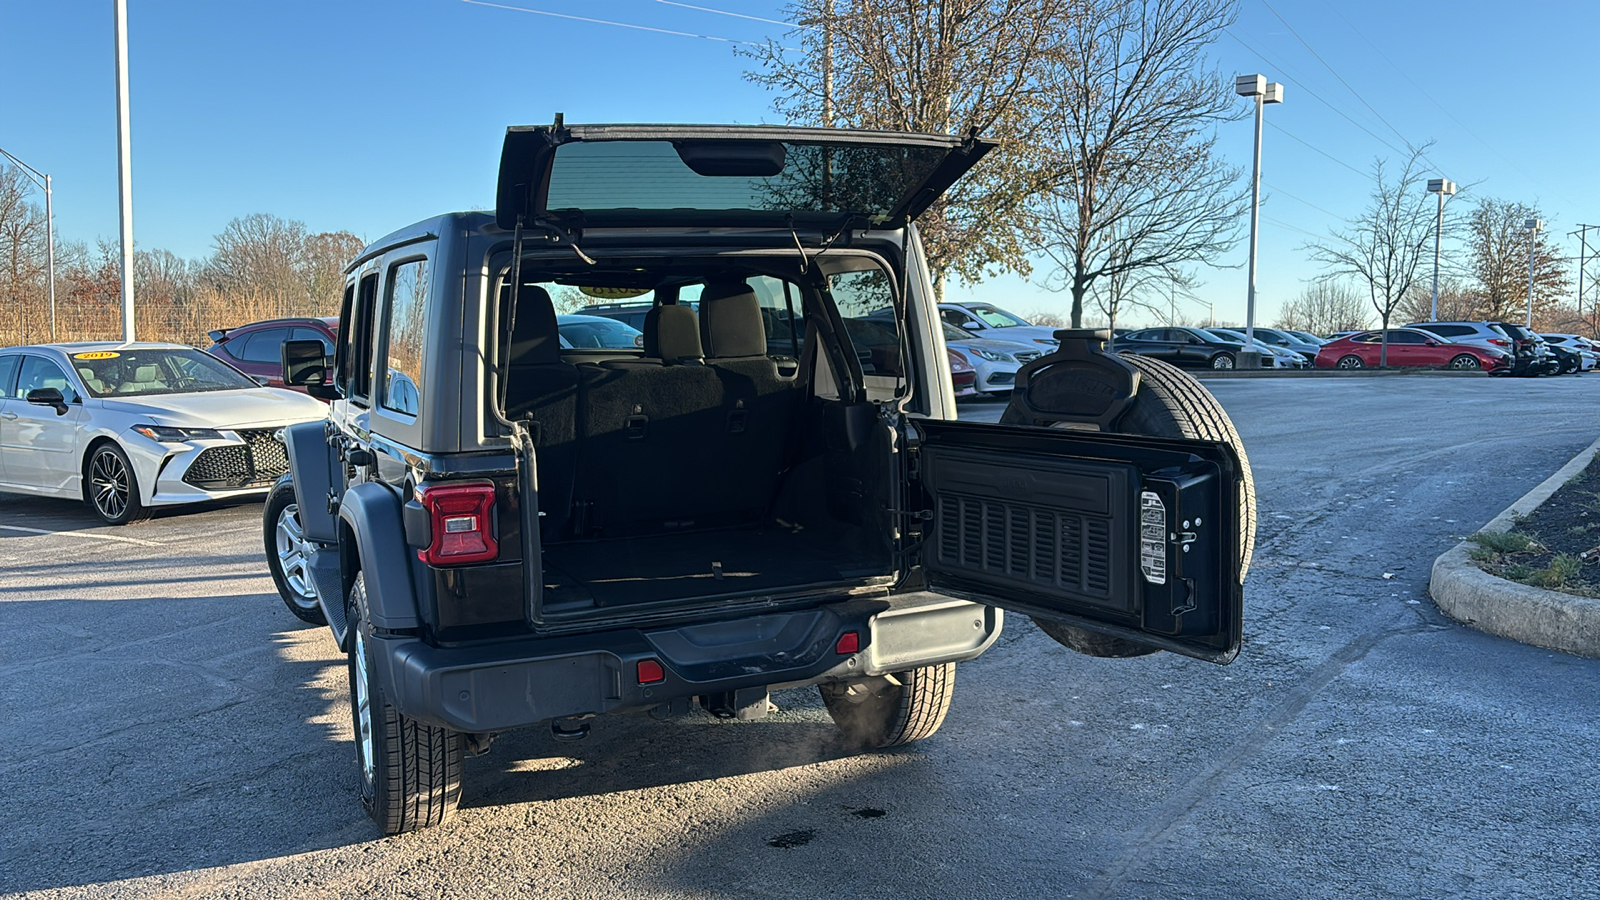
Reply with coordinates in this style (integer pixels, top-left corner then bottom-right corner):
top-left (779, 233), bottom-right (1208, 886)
top-left (458, 0), bottom-right (796, 49)
top-left (654, 0), bottom-right (811, 30)
top-left (1257, 0), bottom-right (1418, 153)
top-left (1261, 214), bottom-right (1328, 241)
top-left (1316, 0), bottom-right (1523, 176)
top-left (1264, 120), bottom-right (1367, 178)
top-left (1262, 181), bottom-right (1345, 219)
top-left (1223, 29), bottom-right (1410, 159)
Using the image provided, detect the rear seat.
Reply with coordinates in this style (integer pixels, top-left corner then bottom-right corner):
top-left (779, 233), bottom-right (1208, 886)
top-left (698, 280), bottom-right (799, 518)
top-left (573, 305), bottom-right (726, 535)
top-left (502, 285), bottom-right (580, 539)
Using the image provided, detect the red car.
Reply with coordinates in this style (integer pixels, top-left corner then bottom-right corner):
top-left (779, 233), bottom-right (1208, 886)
top-left (207, 316), bottom-right (338, 390)
top-left (949, 347), bottom-right (978, 397)
top-left (1314, 328), bottom-right (1509, 373)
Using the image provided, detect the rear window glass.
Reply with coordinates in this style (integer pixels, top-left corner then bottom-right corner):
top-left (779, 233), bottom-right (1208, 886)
top-left (544, 140), bottom-right (949, 223)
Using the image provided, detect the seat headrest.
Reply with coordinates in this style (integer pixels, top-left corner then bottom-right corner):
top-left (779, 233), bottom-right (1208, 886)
top-left (508, 285), bottom-right (560, 366)
top-left (699, 280), bottom-right (767, 358)
top-left (645, 304), bottom-right (703, 362)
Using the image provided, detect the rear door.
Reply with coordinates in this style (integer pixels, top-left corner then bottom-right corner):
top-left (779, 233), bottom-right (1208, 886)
top-left (911, 419), bottom-right (1244, 663)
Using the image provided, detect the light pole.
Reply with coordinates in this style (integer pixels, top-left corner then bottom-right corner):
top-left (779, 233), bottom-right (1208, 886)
top-left (1426, 178), bottom-right (1456, 321)
top-left (1525, 217), bottom-right (1544, 328)
top-left (1235, 74), bottom-right (1283, 369)
top-left (0, 147), bottom-right (57, 342)
top-left (115, 0), bottom-right (136, 342)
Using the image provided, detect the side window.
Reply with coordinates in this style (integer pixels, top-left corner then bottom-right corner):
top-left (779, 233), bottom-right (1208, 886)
top-left (238, 328), bottom-right (291, 363)
top-left (344, 274), bottom-right (379, 404)
top-left (0, 355), bottom-right (18, 396)
top-left (15, 357), bottom-right (78, 402)
top-left (747, 275), bottom-right (803, 358)
top-left (292, 326), bottom-right (335, 354)
top-left (381, 258), bottom-right (429, 417)
top-left (941, 308), bottom-right (978, 329)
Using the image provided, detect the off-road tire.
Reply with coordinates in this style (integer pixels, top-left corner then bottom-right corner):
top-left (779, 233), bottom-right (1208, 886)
top-left (265, 480), bottom-right (326, 625)
top-left (819, 663), bottom-right (956, 749)
top-left (348, 573), bottom-right (463, 834)
top-left (1003, 353), bottom-right (1257, 658)
top-left (84, 442), bottom-right (152, 525)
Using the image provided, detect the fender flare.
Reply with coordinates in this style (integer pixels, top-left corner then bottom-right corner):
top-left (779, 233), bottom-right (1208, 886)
top-left (338, 481), bottom-right (420, 632)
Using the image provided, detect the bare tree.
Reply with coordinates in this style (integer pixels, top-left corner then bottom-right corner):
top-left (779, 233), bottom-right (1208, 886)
top-left (1395, 277), bottom-right (1479, 325)
top-left (0, 165), bottom-right (49, 344)
top-left (303, 230), bottom-right (366, 312)
top-left (746, 0), bottom-right (1076, 297)
top-left (1274, 280), bottom-right (1369, 335)
top-left (1306, 147), bottom-right (1451, 365)
top-left (1029, 0), bottom-right (1246, 328)
top-left (1467, 198), bottom-right (1568, 327)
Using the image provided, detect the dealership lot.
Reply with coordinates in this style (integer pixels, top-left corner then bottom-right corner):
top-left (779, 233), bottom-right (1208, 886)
top-left (3, 375), bottom-right (1599, 899)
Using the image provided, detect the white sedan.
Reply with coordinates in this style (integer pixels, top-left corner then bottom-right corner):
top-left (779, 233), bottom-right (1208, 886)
top-left (0, 342), bottom-right (328, 524)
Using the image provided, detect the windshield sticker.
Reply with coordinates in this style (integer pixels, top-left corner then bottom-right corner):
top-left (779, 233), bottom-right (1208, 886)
top-left (72, 351), bottom-right (121, 360)
top-left (1139, 490), bottom-right (1167, 585)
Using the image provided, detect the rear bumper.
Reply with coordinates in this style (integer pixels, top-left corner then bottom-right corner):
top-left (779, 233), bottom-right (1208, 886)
top-left (370, 592), bottom-right (1001, 732)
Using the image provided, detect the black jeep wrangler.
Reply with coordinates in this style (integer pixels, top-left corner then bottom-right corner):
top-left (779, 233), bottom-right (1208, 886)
top-left (265, 122), bottom-right (1254, 834)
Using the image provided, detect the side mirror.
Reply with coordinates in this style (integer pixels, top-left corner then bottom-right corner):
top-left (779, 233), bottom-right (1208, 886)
top-left (253, 375), bottom-right (272, 386)
top-left (282, 339), bottom-right (334, 392)
top-left (26, 387), bottom-right (68, 416)
top-left (1424, 339), bottom-right (1439, 346)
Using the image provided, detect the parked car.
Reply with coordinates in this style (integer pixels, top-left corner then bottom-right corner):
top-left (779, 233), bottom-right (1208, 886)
top-left (1113, 326), bottom-right (1247, 370)
top-left (948, 347), bottom-right (978, 397)
top-left (1282, 329), bottom-right (1327, 346)
top-left (264, 121), bottom-right (1250, 833)
top-left (208, 316), bottom-right (339, 389)
top-left (1545, 342), bottom-right (1585, 375)
top-left (1314, 329), bottom-right (1509, 372)
top-left (941, 322), bottom-right (1043, 393)
top-left (0, 343), bottom-right (327, 524)
top-left (937, 302), bottom-right (1060, 349)
top-left (1540, 333), bottom-right (1597, 371)
top-left (1203, 328), bottom-right (1309, 368)
top-left (1405, 321), bottom-right (1551, 377)
top-left (574, 301), bottom-right (663, 332)
top-left (555, 314), bottom-right (644, 349)
top-left (1241, 326), bottom-right (1323, 362)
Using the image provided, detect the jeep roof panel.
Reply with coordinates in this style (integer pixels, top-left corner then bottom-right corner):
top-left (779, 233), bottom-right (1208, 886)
top-left (495, 123), bottom-right (995, 231)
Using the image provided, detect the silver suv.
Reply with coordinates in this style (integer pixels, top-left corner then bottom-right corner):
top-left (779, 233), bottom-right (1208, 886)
top-left (265, 122), bottom-right (1254, 833)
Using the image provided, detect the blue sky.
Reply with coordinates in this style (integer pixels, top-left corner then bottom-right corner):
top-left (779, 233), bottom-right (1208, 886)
top-left (1, 0), bottom-right (1595, 328)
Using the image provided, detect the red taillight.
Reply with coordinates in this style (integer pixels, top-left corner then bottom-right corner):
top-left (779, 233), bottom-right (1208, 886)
top-left (835, 632), bottom-right (860, 654)
top-left (637, 659), bottom-right (665, 684)
top-left (416, 482), bottom-right (498, 565)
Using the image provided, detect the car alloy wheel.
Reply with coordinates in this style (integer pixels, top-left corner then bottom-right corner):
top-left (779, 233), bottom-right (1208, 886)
top-left (91, 448), bottom-right (131, 520)
top-left (1210, 354), bottom-right (1235, 370)
top-left (352, 625), bottom-right (376, 789)
top-left (1448, 354), bottom-right (1481, 370)
top-left (1337, 355), bottom-right (1364, 369)
top-left (274, 503), bottom-right (320, 613)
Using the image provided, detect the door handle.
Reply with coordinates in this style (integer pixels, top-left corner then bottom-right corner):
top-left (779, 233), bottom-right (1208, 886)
top-left (1, 411), bottom-right (17, 420)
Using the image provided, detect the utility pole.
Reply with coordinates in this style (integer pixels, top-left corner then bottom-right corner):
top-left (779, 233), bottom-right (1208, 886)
top-left (1525, 218), bottom-right (1544, 329)
top-left (1426, 179), bottom-right (1456, 321)
top-left (1574, 224), bottom-right (1595, 338)
top-left (115, 0), bottom-right (136, 342)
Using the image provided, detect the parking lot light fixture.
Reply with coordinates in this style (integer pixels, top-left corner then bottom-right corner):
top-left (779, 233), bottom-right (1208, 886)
top-left (1235, 74), bottom-right (1283, 369)
top-left (1526, 217), bottom-right (1544, 327)
top-left (1426, 179), bottom-right (1457, 321)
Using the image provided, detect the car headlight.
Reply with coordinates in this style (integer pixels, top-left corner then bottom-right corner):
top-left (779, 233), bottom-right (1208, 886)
top-left (969, 347), bottom-right (1016, 363)
top-left (132, 425), bottom-right (226, 443)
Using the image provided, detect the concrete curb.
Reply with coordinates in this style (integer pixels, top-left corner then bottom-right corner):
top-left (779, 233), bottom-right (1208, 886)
top-left (1193, 368), bottom-right (1488, 379)
top-left (1428, 433), bottom-right (1600, 658)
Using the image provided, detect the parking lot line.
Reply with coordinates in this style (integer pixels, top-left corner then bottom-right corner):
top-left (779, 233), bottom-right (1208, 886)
top-left (0, 524), bottom-right (165, 547)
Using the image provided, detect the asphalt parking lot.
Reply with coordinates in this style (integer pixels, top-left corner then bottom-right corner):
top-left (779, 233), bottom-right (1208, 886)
top-left (4, 374), bottom-right (1600, 899)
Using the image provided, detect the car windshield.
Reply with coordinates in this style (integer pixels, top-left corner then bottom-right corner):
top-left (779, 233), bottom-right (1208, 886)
top-left (967, 305), bottom-right (1031, 328)
top-left (558, 317), bottom-right (644, 349)
top-left (69, 348), bottom-right (258, 397)
top-left (942, 322), bottom-right (978, 341)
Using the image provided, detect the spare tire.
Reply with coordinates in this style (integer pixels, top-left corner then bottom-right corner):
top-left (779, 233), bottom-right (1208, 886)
top-left (1001, 352), bottom-right (1256, 657)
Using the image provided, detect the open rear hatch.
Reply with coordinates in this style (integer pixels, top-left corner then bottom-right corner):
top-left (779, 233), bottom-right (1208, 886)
top-left (495, 121), bottom-right (996, 232)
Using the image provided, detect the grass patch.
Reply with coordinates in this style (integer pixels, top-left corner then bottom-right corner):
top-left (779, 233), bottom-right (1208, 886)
top-left (1507, 554), bottom-right (1586, 591)
top-left (1470, 531), bottom-right (1538, 554)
